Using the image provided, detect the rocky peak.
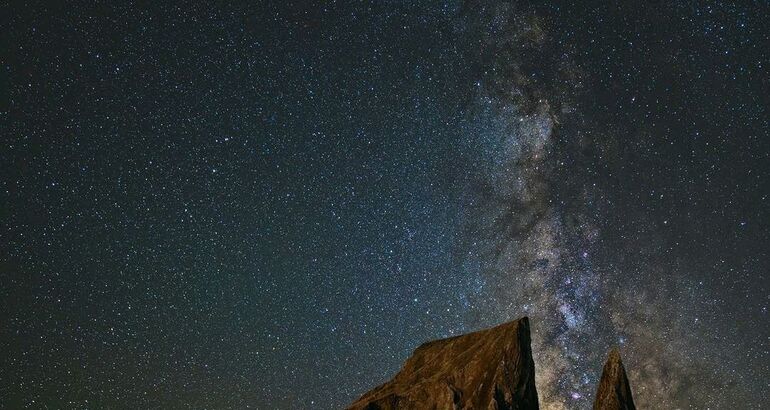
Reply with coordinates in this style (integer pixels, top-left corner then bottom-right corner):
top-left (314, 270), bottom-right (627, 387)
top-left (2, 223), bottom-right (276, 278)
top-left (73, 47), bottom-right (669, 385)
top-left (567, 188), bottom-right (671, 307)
top-left (346, 317), bottom-right (539, 410)
top-left (348, 318), bottom-right (640, 409)
top-left (593, 348), bottom-right (636, 410)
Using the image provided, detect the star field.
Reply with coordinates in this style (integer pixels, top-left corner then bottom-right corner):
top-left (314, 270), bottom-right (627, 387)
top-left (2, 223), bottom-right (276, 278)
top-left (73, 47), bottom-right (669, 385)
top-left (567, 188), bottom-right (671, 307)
top-left (2, 1), bottom-right (768, 409)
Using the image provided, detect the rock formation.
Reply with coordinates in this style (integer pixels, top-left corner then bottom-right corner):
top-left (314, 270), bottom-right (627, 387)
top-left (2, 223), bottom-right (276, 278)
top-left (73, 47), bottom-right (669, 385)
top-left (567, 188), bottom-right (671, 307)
top-left (348, 317), bottom-right (639, 409)
top-left (593, 348), bottom-right (636, 410)
top-left (346, 317), bottom-right (539, 410)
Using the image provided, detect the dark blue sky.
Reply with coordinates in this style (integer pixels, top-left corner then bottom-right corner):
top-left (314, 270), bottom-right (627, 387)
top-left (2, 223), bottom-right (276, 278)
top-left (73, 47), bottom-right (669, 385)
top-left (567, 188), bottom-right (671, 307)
top-left (3, 1), bottom-right (768, 408)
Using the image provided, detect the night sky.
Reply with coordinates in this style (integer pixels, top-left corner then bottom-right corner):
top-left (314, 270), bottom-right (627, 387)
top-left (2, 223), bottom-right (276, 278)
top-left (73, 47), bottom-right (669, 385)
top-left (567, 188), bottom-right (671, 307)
top-left (3, 1), bottom-right (768, 409)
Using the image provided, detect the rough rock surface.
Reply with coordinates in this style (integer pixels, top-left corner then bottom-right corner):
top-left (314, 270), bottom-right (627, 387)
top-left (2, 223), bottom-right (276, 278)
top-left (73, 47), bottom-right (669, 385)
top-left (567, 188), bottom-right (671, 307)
top-left (593, 348), bottom-right (636, 410)
top-left (347, 317), bottom-right (539, 410)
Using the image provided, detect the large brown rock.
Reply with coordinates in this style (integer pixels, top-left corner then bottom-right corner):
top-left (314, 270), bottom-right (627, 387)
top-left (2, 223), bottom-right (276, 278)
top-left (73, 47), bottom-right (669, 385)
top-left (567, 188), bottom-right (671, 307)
top-left (347, 317), bottom-right (539, 410)
top-left (593, 348), bottom-right (636, 410)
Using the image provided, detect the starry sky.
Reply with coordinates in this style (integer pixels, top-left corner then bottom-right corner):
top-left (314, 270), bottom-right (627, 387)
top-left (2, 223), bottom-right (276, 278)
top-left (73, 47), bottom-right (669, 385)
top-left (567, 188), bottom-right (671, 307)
top-left (2, 1), bottom-right (768, 409)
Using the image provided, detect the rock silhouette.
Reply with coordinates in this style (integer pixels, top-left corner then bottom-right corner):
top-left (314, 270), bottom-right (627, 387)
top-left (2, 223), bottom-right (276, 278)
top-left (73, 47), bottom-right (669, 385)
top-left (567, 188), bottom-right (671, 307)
top-left (346, 317), bottom-right (539, 410)
top-left (593, 348), bottom-right (636, 410)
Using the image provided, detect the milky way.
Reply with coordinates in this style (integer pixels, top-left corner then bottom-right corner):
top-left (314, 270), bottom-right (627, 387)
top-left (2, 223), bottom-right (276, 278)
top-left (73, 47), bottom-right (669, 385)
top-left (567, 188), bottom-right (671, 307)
top-left (3, 1), bottom-right (768, 409)
top-left (456, 2), bottom-right (767, 408)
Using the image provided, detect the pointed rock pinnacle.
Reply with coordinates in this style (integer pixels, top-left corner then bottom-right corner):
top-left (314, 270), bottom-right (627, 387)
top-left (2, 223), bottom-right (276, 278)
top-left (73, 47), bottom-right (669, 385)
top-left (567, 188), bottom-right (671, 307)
top-left (593, 348), bottom-right (636, 410)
